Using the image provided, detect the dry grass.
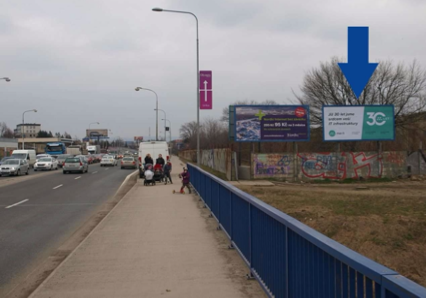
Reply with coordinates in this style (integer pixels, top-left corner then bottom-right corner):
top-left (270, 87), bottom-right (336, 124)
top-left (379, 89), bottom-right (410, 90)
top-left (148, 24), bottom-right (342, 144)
top-left (237, 183), bottom-right (426, 287)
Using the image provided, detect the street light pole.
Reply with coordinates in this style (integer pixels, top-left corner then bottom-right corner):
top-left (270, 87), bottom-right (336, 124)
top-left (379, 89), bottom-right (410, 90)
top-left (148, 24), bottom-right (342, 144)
top-left (135, 87), bottom-right (159, 141)
top-left (22, 109), bottom-right (37, 149)
top-left (163, 119), bottom-right (171, 142)
top-left (155, 109), bottom-right (167, 141)
top-left (88, 122), bottom-right (100, 144)
top-left (152, 8), bottom-right (200, 165)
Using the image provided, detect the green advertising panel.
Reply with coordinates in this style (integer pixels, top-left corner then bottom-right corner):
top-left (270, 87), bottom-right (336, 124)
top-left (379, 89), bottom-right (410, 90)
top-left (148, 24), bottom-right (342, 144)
top-left (323, 105), bottom-right (395, 141)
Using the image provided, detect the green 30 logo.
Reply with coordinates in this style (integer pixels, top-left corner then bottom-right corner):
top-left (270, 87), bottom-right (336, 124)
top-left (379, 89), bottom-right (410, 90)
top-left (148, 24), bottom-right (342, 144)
top-left (366, 112), bottom-right (388, 126)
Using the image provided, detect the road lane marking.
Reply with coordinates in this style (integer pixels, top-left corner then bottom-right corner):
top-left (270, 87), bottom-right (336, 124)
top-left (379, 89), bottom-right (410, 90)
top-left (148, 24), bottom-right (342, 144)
top-left (52, 184), bottom-right (63, 190)
top-left (6, 199), bottom-right (29, 209)
top-left (92, 171), bottom-right (98, 174)
top-left (75, 176), bottom-right (81, 180)
top-left (105, 168), bottom-right (109, 171)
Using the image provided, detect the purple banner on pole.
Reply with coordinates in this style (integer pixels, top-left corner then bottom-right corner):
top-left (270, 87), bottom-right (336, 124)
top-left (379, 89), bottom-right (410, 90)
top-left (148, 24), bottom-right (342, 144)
top-left (234, 105), bottom-right (310, 142)
top-left (200, 90), bottom-right (212, 109)
top-left (200, 70), bottom-right (212, 110)
top-left (200, 71), bottom-right (212, 89)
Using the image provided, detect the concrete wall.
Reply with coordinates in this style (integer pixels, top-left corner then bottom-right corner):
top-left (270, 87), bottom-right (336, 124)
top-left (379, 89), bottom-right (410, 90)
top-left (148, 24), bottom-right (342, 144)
top-left (179, 149), bottom-right (232, 180)
top-left (252, 151), bottom-right (408, 180)
top-left (406, 151), bottom-right (426, 175)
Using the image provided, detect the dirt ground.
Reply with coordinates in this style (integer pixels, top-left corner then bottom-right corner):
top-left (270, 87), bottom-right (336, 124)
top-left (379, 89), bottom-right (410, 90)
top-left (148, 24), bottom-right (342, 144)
top-left (237, 179), bottom-right (426, 287)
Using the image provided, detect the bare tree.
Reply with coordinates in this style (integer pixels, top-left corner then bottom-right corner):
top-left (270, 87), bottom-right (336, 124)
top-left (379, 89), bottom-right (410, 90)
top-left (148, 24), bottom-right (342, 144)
top-left (180, 121), bottom-right (199, 147)
top-left (221, 99), bottom-right (279, 122)
top-left (0, 122), bottom-right (14, 138)
top-left (200, 118), bottom-right (229, 149)
top-left (294, 57), bottom-right (426, 127)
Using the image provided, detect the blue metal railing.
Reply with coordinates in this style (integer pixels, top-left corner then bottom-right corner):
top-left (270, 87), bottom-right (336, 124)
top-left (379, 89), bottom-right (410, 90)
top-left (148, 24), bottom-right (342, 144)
top-left (187, 163), bottom-right (426, 298)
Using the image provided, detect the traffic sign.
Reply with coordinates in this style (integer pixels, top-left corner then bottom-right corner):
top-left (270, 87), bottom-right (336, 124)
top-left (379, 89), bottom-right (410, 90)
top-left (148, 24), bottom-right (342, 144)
top-left (200, 70), bottom-right (212, 109)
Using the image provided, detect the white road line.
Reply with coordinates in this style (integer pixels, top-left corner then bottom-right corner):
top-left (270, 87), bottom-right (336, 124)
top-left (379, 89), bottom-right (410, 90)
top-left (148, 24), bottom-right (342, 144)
top-left (6, 199), bottom-right (29, 209)
top-left (105, 168), bottom-right (109, 171)
top-left (75, 176), bottom-right (81, 180)
top-left (92, 171), bottom-right (98, 174)
top-left (52, 184), bottom-right (63, 190)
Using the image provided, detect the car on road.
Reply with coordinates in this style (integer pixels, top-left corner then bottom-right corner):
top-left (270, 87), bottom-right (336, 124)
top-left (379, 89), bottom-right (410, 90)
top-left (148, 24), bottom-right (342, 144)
top-left (34, 157), bottom-right (59, 171)
top-left (0, 156), bottom-right (13, 166)
top-left (121, 157), bottom-right (137, 169)
top-left (63, 156), bottom-right (88, 174)
top-left (11, 150), bottom-right (36, 168)
top-left (36, 154), bottom-right (51, 161)
top-left (83, 155), bottom-right (94, 164)
top-left (0, 159), bottom-right (29, 176)
top-left (100, 155), bottom-right (117, 167)
top-left (57, 154), bottom-right (72, 168)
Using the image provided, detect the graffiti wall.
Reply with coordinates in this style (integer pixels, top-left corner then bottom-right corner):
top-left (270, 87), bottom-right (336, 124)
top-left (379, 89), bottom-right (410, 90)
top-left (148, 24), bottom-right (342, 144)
top-left (253, 154), bottom-right (294, 179)
top-left (179, 149), bottom-right (232, 180)
top-left (252, 151), bottom-right (407, 180)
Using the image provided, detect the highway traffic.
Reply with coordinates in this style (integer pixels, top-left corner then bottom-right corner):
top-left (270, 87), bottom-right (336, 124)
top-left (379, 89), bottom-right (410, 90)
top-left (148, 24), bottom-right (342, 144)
top-left (0, 158), bottom-right (136, 297)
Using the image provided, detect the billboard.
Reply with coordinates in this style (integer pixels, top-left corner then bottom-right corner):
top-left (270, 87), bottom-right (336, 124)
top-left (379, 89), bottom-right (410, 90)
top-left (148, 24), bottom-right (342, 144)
top-left (234, 105), bottom-right (310, 142)
top-left (86, 129), bottom-right (109, 140)
top-left (322, 105), bottom-right (395, 141)
top-left (134, 136), bottom-right (143, 141)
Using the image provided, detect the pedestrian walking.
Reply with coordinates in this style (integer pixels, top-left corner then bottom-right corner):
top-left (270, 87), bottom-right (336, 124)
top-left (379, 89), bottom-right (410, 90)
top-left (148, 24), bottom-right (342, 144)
top-left (164, 162), bottom-right (173, 184)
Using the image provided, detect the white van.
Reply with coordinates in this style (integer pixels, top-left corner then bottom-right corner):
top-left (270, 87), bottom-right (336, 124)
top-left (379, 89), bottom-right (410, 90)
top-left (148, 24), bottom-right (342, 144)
top-left (11, 150), bottom-right (37, 168)
top-left (138, 141), bottom-right (169, 178)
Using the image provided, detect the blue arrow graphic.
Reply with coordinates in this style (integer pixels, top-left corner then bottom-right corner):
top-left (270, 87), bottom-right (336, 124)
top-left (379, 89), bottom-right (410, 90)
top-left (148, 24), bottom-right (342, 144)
top-left (338, 27), bottom-right (378, 99)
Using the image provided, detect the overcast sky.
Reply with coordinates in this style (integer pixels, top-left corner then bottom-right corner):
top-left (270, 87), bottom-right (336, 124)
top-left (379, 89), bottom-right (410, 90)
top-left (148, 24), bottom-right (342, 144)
top-left (1, 0), bottom-right (426, 140)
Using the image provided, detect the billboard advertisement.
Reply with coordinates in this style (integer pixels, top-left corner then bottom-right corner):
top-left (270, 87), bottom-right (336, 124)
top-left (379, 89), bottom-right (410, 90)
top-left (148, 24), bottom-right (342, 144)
top-left (134, 136), bottom-right (143, 141)
top-left (234, 105), bottom-right (310, 142)
top-left (86, 129), bottom-right (109, 140)
top-left (322, 105), bottom-right (395, 141)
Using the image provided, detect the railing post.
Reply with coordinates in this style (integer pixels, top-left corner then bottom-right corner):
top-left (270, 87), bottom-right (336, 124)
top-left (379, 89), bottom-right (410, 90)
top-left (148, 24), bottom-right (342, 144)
top-left (285, 226), bottom-right (289, 298)
top-left (230, 192), bottom-right (233, 241)
top-left (249, 203), bottom-right (252, 267)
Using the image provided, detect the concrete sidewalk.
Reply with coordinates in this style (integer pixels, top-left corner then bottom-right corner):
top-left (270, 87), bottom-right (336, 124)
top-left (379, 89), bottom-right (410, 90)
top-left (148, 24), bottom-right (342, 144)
top-left (30, 157), bottom-right (265, 298)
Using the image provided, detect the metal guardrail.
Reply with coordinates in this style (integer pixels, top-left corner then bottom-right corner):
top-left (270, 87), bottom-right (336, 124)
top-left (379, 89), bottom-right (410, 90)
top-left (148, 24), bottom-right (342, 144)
top-left (187, 163), bottom-right (426, 298)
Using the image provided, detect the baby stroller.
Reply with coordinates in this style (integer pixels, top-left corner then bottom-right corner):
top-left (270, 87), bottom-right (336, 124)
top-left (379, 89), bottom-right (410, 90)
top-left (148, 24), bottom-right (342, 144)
top-left (144, 165), bottom-right (155, 186)
top-left (141, 163), bottom-right (153, 179)
top-left (153, 164), bottom-right (164, 182)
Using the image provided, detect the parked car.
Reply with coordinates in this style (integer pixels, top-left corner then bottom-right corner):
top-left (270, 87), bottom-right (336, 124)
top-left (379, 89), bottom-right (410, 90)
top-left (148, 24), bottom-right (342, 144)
top-left (34, 157), bottom-right (59, 171)
top-left (101, 155), bottom-right (117, 167)
top-left (121, 157), bottom-right (137, 169)
top-left (0, 159), bottom-right (29, 176)
top-left (63, 156), bottom-right (88, 174)
top-left (57, 154), bottom-right (72, 168)
top-left (0, 156), bottom-right (13, 166)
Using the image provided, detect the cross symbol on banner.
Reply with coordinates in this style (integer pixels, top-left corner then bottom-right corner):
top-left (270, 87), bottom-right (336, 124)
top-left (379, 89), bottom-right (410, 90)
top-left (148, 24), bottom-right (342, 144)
top-left (255, 110), bottom-right (266, 120)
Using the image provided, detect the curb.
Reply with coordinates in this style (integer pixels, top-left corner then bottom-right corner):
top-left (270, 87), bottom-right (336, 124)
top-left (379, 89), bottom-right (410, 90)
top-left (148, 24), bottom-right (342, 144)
top-left (28, 170), bottom-right (138, 298)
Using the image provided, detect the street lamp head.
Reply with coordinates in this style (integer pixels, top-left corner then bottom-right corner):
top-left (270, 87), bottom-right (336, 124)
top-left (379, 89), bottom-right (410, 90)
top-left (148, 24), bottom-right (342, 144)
top-left (135, 87), bottom-right (142, 91)
top-left (97, 122), bottom-right (100, 124)
top-left (33, 109), bottom-right (37, 112)
top-left (152, 7), bottom-right (163, 12)
top-left (4, 77), bottom-right (11, 82)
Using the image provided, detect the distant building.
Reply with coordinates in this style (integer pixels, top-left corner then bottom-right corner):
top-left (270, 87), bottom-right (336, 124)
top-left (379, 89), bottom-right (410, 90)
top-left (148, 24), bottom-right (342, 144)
top-left (14, 123), bottom-right (41, 138)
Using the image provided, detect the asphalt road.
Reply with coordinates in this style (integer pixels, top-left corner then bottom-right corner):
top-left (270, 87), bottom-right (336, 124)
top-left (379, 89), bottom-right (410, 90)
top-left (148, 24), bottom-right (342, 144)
top-left (0, 163), bottom-right (135, 296)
